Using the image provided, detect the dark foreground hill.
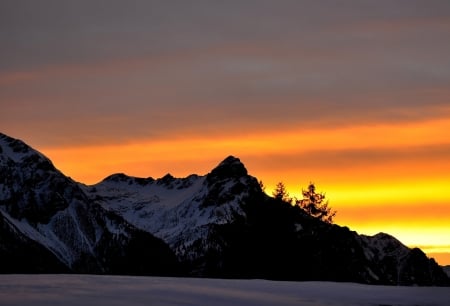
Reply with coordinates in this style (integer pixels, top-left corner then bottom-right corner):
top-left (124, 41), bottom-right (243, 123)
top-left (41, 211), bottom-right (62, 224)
top-left (0, 133), bottom-right (448, 286)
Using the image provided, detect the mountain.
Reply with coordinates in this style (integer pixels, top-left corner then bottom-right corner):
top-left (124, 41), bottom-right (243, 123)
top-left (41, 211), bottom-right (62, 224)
top-left (86, 156), bottom-right (258, 268)
top-left (444, 266), bottom-right (450, 278)
top-left (0, 133), bottom-right (179, 275)
top-left (0, 133), bottom-right (448, 285)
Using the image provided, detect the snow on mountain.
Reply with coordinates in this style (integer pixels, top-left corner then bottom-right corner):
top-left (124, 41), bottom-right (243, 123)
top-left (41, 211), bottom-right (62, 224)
top-left (0, 133), bottom-right (178, 274)
top-left (86, 156), bottom-right (257, 262)
top-left (360, 232), bottom-right (410, 261)
top-left (0, 209), bottom-right (68, 273)
top-left (358, 232), bottom-right (449, 285)
top-left (357, 232), bottom-right (412, 283)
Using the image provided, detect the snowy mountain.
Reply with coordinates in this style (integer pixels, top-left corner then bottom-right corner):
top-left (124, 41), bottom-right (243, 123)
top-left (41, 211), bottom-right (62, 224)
top-left (86, 156), bottom-right (258, 265)
top-left (0, 132), bottom-right (448, 285)
top-left (0, 133), bottom-right (178, 275)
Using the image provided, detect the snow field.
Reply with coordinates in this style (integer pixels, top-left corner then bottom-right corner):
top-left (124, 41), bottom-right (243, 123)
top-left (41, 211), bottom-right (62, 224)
top-left (0, 275), bottom-right (449, 306)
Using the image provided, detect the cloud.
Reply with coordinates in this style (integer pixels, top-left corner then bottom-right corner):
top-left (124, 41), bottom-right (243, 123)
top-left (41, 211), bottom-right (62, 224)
top-left (2, 0), bottom-right (450, 148)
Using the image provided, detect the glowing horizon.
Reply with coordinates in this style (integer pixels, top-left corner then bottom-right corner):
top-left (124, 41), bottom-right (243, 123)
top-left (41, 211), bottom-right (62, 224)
top-left (34, 116), bottom-right (450, 265)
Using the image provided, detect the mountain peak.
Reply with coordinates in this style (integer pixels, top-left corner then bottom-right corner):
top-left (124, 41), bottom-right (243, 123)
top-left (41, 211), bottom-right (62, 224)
top-left (208, 156), bottom-right (248, 180)
top-left (102, 173), bottom-right (130, 182)
top-left (219, 155), bottom-right (242, 165)
top-left (0, 133), bottom-right (37, 162)
top-left (100, 173), bottom-right (155, 186)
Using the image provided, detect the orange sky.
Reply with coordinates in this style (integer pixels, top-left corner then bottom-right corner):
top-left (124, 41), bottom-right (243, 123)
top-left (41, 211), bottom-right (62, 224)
top-left (37, 115), bottom-right (450, 265)
top-left (1, 1), bottom-right (450, 265)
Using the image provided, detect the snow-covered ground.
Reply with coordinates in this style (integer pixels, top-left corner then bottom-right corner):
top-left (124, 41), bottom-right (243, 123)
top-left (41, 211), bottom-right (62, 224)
top-left (0, 275), bottom-right (449, 306)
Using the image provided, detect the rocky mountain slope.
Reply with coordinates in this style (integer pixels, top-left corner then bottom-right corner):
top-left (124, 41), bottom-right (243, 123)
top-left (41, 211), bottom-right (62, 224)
top-left (0, 133), bottom-right (448, 285)
top-left (0, 133), bottom-right (178, 275)
top-left (444, 266), bottom-right (450, 278)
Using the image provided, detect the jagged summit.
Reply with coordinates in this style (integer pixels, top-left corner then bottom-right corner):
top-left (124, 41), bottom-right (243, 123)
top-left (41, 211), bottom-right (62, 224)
top-left (101, 173), bottom-right (155, 186)
top-left (0, 133), bottom-right (52, 166)
top-left (0, 133), bottom-right (29, 154)
top-left (219, 155), bottom-right (242, 166)
top-left (208, 155), bottom-right (248, 180)
top-left (99, 155), bottom-right (251, 190)
top-left (102, 173), bottom-right (132, 182)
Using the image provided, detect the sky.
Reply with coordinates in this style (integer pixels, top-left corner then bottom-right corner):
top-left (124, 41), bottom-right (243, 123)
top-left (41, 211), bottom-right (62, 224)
top-left (1, 0), bottom-right (450, 265)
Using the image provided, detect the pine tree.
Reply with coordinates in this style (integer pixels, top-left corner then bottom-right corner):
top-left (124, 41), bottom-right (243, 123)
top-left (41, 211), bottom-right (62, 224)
top-left (297, 183), bottom-right (336, 223)
top-left (272, 181), bottom-right (292, 204)
top-left (259, 180), bottom-right (266, 192)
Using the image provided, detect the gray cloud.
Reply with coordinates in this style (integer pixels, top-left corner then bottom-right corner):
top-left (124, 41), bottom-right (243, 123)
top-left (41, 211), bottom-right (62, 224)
top-left (1, 0), bottom-right (450, 145)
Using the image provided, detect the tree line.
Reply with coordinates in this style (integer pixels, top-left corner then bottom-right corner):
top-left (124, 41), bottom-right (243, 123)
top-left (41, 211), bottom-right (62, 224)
top-left (268, 181), bottom-right (336, 224)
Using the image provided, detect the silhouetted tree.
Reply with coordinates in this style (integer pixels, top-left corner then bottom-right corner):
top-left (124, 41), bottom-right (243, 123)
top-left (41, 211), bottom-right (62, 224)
top-left (259, 180), bottom-right (266, 193)
top-left (272, 182), bottom-right (292, 204)
top-left (297, 183), bottom-right (336, 223)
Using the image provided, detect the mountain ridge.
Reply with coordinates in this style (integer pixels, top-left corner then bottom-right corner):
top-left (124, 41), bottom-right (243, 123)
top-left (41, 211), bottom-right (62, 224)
top-left (0, 133), bottom-right (179, 275)
top-left (0, 132), bottom-right (448, 285)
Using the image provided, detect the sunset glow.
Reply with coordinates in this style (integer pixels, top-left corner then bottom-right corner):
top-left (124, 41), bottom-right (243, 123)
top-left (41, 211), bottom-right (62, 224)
top-left (2, 1), bottom-right (450, 265)
top-left (37, 117), bottom-right (450, 264)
